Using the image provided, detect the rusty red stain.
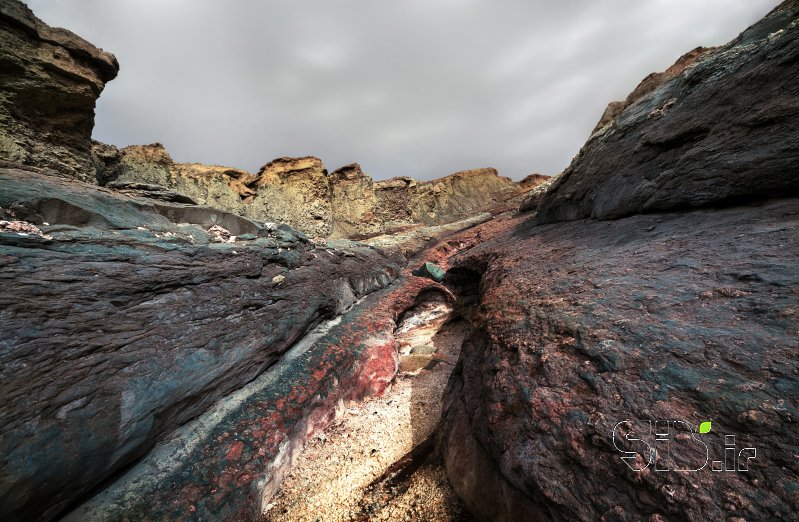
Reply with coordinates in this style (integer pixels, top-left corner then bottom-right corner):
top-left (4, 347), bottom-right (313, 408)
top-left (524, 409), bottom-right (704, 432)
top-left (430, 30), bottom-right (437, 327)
top-left (225, 440), bottom-right (244, 461)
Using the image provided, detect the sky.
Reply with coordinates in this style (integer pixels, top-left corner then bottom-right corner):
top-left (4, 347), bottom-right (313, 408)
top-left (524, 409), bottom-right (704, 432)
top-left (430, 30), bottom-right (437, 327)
top-left (27, 0), bottom-right (779, 180)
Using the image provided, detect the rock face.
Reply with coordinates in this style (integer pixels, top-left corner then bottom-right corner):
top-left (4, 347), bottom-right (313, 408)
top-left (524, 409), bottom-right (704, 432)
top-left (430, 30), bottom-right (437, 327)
top-left (439, 3), bottom-right (799, 520)
top-left (590, 47), bottom-right (716, 134)
top-left (63, 272), bottom-right (451, 521)
top-left (0, 166), bottom-right (403, 520)
top-left (535, 1), bottom-right (799, 224)
top-left (100, 144), bottom-right (536, 239)
top-left (440, 200), bottom-right (798, 521)
top-left (0, 0), bottom-right (118, 181)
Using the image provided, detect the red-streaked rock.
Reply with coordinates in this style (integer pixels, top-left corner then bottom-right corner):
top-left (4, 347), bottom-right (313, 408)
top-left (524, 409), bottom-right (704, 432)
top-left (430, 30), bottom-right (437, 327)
top-left (0, 166), bottom-right (403, 521)
top-left (439, 199), bottom-right (799, 520)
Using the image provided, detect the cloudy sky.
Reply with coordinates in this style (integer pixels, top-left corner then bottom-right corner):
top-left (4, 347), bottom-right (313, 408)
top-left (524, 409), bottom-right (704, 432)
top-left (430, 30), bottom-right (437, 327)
top-left (27, 0), bottom-right (778, 180)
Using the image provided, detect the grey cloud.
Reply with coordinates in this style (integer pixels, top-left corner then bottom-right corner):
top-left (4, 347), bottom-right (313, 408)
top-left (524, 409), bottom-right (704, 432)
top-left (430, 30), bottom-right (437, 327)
top-left (26, 0), bottom-right (779, 180)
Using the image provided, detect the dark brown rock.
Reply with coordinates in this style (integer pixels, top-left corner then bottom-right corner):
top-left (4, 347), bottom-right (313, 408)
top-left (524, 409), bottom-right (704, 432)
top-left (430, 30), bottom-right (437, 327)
top-left (438, 5), bottom-right (799, 519)
top-left (535, 1), bottom-right (799, 224)
top-left (0, 0), bottom-right (118, 181)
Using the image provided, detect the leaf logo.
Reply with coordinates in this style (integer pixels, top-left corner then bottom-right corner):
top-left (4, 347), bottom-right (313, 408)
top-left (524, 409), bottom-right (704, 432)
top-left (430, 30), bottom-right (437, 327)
top-left (699, 421), bottom-right (712, 434)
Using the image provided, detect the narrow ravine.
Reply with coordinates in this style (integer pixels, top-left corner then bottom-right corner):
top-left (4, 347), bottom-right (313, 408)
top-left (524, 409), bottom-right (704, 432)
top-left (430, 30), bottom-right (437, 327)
top-left (263, 290), bottom-right (474, 521)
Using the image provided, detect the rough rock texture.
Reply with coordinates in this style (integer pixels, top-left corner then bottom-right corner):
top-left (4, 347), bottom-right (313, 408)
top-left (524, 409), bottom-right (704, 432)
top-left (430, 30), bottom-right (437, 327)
top-left (364, 212), bottom-right (493, 259)
top-left (519, 174), bottom-right (558, 213)
top-left (0, 0), bottom-right (118, 181)
top-left (55, 204), bottom-right (515, 522)
top-left (100, 145), bottom-right (535, 239)
top-left (535, 1), bottom-right (799, 224)
top-left (63, 274), bottom-right (449, 522)
top-left (439, 4), bottom-right (799, 520)
top-left (0, 166), bottom-right (403, 521)
top-left (591, 47), bottom-right (716, 134)
top-left (251, 156), bottom-right (332, 237)
top-left (101, 143), bottom-right (258, 218)
top-left (440, 199), bottom-right (799, 521)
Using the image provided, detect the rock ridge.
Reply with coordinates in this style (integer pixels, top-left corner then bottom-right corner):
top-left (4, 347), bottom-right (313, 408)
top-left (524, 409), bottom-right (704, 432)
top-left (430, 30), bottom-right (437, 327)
top-left (98, 142), bottom-right (544, 239)
top-left (533, 0), bottom-right (799, 224)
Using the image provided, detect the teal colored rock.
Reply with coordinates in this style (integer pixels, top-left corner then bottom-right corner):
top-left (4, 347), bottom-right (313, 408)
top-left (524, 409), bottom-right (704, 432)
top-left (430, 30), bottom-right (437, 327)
top-left (413, 261), bottom-right (446, 282)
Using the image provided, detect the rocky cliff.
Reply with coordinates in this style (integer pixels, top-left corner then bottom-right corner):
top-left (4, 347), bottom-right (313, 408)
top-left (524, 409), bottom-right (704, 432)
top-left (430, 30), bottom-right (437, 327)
top-left (533, 1), bottom-right (799, 223)
top-left (99, 143), bottom-right (539, 239)
top-left (439, 2), bottom-right (799, 520)
top-left (0, 0), bottom-right (118, 181)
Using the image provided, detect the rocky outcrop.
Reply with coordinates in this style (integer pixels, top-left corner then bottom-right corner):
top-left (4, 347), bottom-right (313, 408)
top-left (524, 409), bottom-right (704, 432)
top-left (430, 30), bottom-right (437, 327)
top-left (0, 166), bottom-right (403, 520)
top-left (100, 145), bottom-right (537, 239)
top-left (0, 0), bottom-right (535, 240)
top-left (535, 1), bottom-right (799, 224)
top-left (63, 273), bottom-right (452, 521)
top-left (101, 143), bottom-right (259, 220)
top-left (519, 174), bottom-right (558, 213)
top-left (440, 199), bottom-right (799, 521)
top-left (250, 156), bottom-right (332, 237)
top-left (590, 47), bottom-right (716, 134)
top-left (439, 3), bottom-right (799, 520)
top-left (0, 0), bottom-right (118, 181)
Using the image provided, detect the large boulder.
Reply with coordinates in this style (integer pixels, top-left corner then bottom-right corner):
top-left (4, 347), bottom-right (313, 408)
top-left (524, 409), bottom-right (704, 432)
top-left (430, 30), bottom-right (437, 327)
top-left (0, 166), bottom-right (403, 520)
top-left (0, 0), bottom-right (118, 181)
top-left (534, 1), bottom-right (799, 224)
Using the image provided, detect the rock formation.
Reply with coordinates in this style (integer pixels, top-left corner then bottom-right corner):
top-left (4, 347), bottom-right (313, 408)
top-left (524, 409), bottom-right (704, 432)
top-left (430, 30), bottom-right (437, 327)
top-left (3, 0), bottom-right (798, 520)
top-left (0, 165), bottom-right (403, 520)
top-left (438, 2), bottom-right (799, 520)
top-left (99, 144), bottom-right (540, 239)
top-left (0, 0), bottom-right (118, 181)
top-left (534, 2), bottom-right (799, 224)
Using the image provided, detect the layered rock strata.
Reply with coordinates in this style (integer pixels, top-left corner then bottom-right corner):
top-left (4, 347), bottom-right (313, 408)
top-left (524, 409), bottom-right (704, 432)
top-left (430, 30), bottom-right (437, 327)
top-left (100, 144), bottom-right (541, 239)
top-left (0, 166), bottom-right (403, 520)
top-left (0, 1), bottom-right (118, 181)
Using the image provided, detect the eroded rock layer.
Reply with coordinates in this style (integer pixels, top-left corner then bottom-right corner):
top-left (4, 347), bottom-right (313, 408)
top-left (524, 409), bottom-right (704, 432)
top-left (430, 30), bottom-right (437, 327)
top-left (0, 1), bottom-right (118, 181)
top-left (99, 143), bottom-right (539, 239)
top-left (0, 166), bottom-right (403, 520)
top-left (439, 200), bottom-right (798, 521)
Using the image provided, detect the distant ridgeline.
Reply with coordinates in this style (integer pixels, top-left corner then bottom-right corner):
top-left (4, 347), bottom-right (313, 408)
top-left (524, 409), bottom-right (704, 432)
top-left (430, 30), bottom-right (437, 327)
top-left (92, 144), bottom-right (544, 239)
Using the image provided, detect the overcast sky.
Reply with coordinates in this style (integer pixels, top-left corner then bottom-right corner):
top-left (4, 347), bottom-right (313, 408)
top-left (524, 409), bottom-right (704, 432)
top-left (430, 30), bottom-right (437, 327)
top-left (27, 0), bottom-right (778, 180)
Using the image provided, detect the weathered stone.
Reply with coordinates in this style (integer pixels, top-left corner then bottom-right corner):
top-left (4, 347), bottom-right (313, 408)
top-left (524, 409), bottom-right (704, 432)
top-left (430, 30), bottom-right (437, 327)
top-left (440, 199), bottom-right (799, 521)
top-left (535, 1), bottom-right (799, 224)
top-left (0, 166), bottom-right (404, 521)
top-left (591, 46), bottom-right (716, 135)
top-left (439, 4), bottom-right (799, 519)
top-left (63, 275), bottom-right (448, 521)
top-left (105, 181), bottom-right (198, 204)
top-left (0, 0), bottom-right (118, 181)
top-left (101, 148), bottom-right (537, 239)
top-left (519, 174), bottom-right (558, 213)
